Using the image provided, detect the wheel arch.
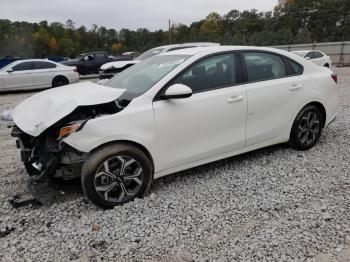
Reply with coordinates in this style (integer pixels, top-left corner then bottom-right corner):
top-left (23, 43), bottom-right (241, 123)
top-left (296, 101), bottom-right (327, 128)
top-left (89, 140), bottom-right (155, 175)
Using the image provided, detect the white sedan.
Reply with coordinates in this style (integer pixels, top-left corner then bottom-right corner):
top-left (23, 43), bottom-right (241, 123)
top-left (0, 59), bottom-right (79, 92)
top-left (99, 42), bottom-right (220, 80)
top-left (12, 46), bottom-right (339, 208)
top-left (292, 50), bottom-right (332, 67)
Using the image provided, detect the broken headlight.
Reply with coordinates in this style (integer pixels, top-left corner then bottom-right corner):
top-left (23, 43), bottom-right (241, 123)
top-left (58, 120), bottom-right (87, 139)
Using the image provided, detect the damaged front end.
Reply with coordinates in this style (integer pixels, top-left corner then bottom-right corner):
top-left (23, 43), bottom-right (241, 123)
top-left (11, 100), bottom-right (128, 204)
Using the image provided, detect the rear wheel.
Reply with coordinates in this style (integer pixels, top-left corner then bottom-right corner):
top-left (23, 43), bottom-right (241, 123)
top-left (52, 76), bottom-right (69, 87)
top-left (81, 144), bottom-right (153, 209)
top-left (289, 105), bottom-right (324, 151)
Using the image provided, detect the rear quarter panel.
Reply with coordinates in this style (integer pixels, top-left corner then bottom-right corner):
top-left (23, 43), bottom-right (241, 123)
top-left (301, 67), bottom-right (339, 125)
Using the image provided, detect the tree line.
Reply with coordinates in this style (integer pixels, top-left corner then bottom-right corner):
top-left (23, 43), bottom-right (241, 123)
top-left (0, 0), bottom-right (349, 58)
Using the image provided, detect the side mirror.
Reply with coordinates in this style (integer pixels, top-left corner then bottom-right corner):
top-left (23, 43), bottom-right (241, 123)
top-left (6, 68), bottom-right (13, 73)
top-left (305, 57), bottom-right (311, 60)
top-left (163, 84), bottom-right (192, 100)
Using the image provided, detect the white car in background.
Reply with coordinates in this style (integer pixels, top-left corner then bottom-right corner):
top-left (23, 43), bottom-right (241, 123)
top-left (0, 59), bottom-right (79, 92)
top-left (99, 42), bottom-right (220, 80)
top-left (12, 46), bottom-right (339, 208)
top-left (292, 50), bottom-right (332, 67)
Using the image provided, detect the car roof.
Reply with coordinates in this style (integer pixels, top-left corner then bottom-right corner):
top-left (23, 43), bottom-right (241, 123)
top-left (156, 42), bottom-right (219, 50)
top-left (293, 50), bottom-right (323, 53)
top-left (12, 59), bottom-right (56, 63)
top-left (161, 45), bottom-right (290, 56)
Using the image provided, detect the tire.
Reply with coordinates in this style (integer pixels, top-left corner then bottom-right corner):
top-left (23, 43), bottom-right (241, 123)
top-left (81, 143), bottom-right (153, 209)
top-left (289, 105), bottom-right (324, 151)
top-left (52, 76), bottom-right (69, 88)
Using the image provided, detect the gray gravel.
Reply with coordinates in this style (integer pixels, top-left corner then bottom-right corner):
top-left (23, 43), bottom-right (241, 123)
top-left (0, 69), bottom-right (350, 261)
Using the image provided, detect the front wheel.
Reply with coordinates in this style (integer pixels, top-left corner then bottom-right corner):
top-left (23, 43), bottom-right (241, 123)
top-left (289, 105), bottom-right (324, 151)
top-left (81, 144), bottom-right (153, 209)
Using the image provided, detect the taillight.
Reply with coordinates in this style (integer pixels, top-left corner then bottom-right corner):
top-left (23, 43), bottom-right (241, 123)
top-left (331, 73), bottom-right (337, 83)
top-left (73, 67), bottom-right (78, 73)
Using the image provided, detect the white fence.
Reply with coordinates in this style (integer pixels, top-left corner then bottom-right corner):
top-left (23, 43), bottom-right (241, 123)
top-left (273, 42), bottom-right (350, 65)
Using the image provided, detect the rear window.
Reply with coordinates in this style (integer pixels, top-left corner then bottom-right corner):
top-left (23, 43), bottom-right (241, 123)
top-left (244, 52), bottom-right (287, 82)
top-left (33, 61), bottom-right (56, 69)
top-left (94, 53), bottom-right (106, 60)
top-left (288, 59), bottom-right (303, 75)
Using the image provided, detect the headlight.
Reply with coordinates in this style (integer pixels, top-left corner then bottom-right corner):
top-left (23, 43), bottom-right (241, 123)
top-left (58, 120), bottom-right (86, 139)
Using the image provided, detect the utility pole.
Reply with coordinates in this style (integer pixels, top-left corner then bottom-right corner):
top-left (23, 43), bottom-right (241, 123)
top-left (168, 20), bottom-right (171, 44)
top-left (243, 29), bottom-right (247, 46)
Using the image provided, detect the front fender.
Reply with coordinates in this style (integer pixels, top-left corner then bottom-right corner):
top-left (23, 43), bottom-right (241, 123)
top-left (63, 96), bottom-right (159, 170)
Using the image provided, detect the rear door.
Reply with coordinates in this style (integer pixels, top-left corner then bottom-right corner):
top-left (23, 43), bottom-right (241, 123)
top-left (32, 61), bottom-right (56, 87)
top-left (3, 62), bottom-right (34, 90)
top-left (242, 51), bottom-right (305, 146)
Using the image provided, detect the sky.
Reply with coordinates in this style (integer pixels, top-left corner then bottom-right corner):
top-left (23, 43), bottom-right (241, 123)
top-left (0, 0), bottom-right (277, 31)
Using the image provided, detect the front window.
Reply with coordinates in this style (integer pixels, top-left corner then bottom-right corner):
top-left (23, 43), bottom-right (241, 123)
top-left (107, 55), bottom-right (190, 97)
top-left (12, 62), bottom-right (33, 71)
top-left (136, 48), bottom-right (165, 60)
top-left (172, 54), bottom-right (236, 93)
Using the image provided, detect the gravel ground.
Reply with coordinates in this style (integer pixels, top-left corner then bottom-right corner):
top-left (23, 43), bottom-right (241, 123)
top-left (0, 69), bottom-right (349, 262)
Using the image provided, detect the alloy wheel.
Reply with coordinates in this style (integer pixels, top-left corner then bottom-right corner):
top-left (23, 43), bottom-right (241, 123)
top-left (94, 156), bottom-right (144, 203)
top-left (297, 111), bottom-right (320, 146)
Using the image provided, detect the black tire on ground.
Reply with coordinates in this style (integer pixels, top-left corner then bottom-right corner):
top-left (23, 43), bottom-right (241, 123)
top-left (81, 143), bottom-right (153, 209)
top-left (52, 76), bottom-right (69, 87)
top-left (289, 105), bottom-right (324, 151)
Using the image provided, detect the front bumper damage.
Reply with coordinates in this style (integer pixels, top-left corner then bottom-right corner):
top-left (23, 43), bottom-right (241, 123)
top-left (11, 125), bottom-right (88, 204)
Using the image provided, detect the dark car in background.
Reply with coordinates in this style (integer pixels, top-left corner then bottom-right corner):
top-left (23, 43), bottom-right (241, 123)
top-left (62, 51), bottom-right (131, 75)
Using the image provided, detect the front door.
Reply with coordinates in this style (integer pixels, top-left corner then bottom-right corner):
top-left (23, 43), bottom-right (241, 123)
top-left (153, 53), bottom-right (247, 171)
top-left (3, 61), bottom-right (34, 90)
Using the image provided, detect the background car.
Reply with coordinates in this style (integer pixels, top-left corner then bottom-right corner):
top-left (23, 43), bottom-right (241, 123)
top-left (99, 42), bottom-right (220, 80)
top-left (292, 50), bottom-right (332, 67)
top-left (12, 46), bottom-right (339, 208)
top-left (61, 51), bottom-right (132, 75)
top-left (0, 59), bottom-right (79, 92)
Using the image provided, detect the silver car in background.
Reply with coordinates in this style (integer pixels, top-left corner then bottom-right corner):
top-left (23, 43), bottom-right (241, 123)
top-left (0, 59), bottom-right (79, 92)
top-left (292, 50), bottom-right (332, 68)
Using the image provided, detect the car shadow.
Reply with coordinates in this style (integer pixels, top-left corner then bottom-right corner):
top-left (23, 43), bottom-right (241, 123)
top-left (150, 143), bottom-right (290, 194)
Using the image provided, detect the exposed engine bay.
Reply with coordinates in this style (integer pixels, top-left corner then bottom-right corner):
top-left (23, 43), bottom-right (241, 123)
top-left (11, 99), bottom-right (129, 203)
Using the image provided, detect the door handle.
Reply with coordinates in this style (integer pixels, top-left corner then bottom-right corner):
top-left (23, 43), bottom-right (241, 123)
top-left (290, 84), bottom-right (302, 91)
top-left (227, 95), bottom-right (244, 103)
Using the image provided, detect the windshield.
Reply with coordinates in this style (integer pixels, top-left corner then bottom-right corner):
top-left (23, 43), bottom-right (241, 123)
top-left (136, 48), bottom-right (165, 61)
top-left (292, 51), bottom-right (307, 57)
top-left (107, 55), bottom-right (190, 97)
top-left (0, 61), bottom-right (18, 71)
top-left (74, 54), bottom-right (85, 60)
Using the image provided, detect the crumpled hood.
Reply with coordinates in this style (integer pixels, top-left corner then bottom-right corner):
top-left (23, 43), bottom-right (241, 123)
top-left (13, 82), bottom-right (125, 137)
top-left (101, 60), bottom-right (140, 70)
